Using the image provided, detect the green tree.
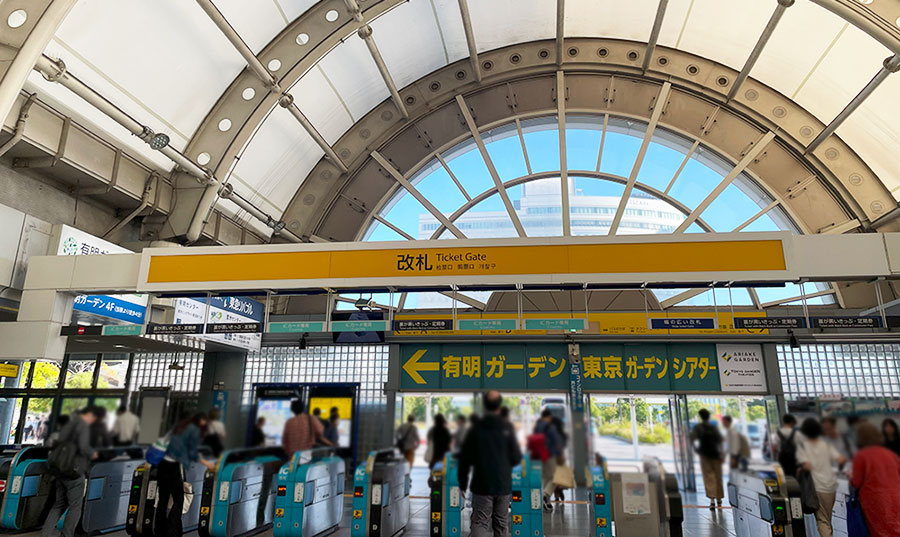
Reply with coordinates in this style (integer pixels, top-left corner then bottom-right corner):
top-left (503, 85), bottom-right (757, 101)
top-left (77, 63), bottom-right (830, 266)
top-left (403, 396), bottom-right (427, 422)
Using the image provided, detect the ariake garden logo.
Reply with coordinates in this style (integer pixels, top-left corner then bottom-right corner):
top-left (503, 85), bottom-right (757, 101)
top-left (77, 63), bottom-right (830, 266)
top-left (721, 350), bottom-right (760, 363)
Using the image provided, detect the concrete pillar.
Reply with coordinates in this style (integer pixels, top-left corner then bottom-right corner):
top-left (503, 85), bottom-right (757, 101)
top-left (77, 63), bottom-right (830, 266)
top-left (568, 343), bottom-right (589, 487)
top-left (198, 351), bottom-right (248, 449)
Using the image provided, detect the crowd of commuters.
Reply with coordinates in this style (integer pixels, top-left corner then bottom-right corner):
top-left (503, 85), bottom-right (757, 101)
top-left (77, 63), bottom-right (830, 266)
top-left (690, 407), bottom-right (900, 537)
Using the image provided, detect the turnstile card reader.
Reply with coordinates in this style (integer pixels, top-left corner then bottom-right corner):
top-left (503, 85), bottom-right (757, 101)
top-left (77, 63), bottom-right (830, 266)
top-left (429, 455), bottom-right (463, 537)
top-left (351, 449), bottom-right (410, 537)
top-left (0, 446), bottom-right (50, 530)
top-left (589, 457), bottom-right (612, 537)
top-left (274, 448), bottom-right (345, 537)
top-left (127, 456), bottom-right (212, 536)
top-left (510, 454), bottom-right (543, 537)
top-left (728, 463), bottom-right (806, 537)
top-left (80, 447), bottom-right (146, 534)
top-left (199, 447), bottom-right (287, 537)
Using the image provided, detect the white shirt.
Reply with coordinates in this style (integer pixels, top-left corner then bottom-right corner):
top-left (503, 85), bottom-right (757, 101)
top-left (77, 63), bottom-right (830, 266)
top-left (725, 427), bottom-right (742, 457)
top-left (796, 438), bottom-right (841, 493)
top-left (112, 411), bottom-right (139, 443)
top-left (208, 419), bottom-right (226, 440)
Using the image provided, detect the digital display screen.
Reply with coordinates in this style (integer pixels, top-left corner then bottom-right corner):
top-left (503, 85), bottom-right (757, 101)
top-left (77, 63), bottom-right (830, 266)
top-left (255, 399), bottom-right (295, 446)
top-left (309, 396), bottom-right (353, 448)
top-left (595, 493), bottom-right (605, 505)
top-left (354, 487), bottom-right (364, 498)
top-left (511, 491), bottom-right (522, 503)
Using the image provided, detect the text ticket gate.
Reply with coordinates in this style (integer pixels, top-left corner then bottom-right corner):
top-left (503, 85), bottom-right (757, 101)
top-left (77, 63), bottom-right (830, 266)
top-left (351, 449), bottom-right (410, 537)
top-left (429, 455), bottom-right (463, 537)
top-left (274, 448), bottom-right (345, 537)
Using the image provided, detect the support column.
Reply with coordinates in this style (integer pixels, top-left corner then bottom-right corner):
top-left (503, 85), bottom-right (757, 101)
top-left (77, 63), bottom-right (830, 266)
top-left (762, 343), bottom-right (786, 419)
top-left (198, 351), bottom-right (248, 449)
top-left (568, 343), bottom-right (588, 487)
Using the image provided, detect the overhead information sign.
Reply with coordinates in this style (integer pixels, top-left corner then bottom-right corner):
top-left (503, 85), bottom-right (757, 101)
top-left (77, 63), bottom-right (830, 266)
top-left (399, 343), bottom-right (765, 394)
top-left (649, 318), bottom-right (717, 330)
top-left (394, 319), bottom-right (453, 331)
top-left (734, 317), bottom-right (804, 329)
top-left (524, 319), bottom-right (587, 331)
top-left (811, 317), bottom-right (881, 329)
top-left (138, 235), bottom-right (789, 291)
top-left (174, 296), bottom-right (263, 351)
top-left (268, 321), bottom-right (326, 333)
top-left (457, 319), bottom-right (518, 331)
top-left (0, 364), bottom-right (20, 378)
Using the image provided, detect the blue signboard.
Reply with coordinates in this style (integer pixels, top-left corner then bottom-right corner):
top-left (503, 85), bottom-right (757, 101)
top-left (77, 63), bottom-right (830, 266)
top-left (569, 362), bottom-right (584, 412)
top-left (649, 318), bottom-right (717, 330)
top-left (73, 294), bottom-right (146, 324)
top-left (188, 296), bottom-right (265, 322)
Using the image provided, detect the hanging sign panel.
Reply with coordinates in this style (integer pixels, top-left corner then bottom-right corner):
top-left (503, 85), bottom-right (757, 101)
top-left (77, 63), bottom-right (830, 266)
top-left (399, 343), bottom-right (765, 393)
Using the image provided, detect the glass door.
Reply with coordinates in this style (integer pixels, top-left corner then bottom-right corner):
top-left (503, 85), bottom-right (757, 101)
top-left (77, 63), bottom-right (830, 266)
top-left (669, 394), bottom-right (695, 492)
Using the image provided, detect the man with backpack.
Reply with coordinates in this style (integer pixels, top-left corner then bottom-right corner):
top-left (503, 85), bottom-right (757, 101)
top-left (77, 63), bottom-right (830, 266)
top-left (773, 414), bottom-right (801, 477)
top-left (42, 407), bottom-right (99, 537)
top-left (722, 415), bottom-right (751, 470)
top-left (690, 409), bottom-right (724, 509)
top-left (395, 414), bottom-right (420, 467)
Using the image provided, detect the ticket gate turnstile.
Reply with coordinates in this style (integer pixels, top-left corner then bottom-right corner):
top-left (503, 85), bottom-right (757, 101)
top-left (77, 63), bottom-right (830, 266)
top-left (831, 477), bottom-right (850, 537)
top-left (643, 457), bottom-right (683, 537)
top-left (126, 456), bottom-right (213, 536)
top-left (589, 456), bottom-right (613, 537)
top-left (428, 454), bottom-right (463, 537)
top-left (199, 447), bottom-right (287, 537)
top-left (79, 447), bottom-right (146, 534)
top-left (510, 454), bottom-right (543, 537)
top-left (350, 448), bottom-right (410, 537)
top-left (273, 448), bottom-right (345, 537)
top-left (728, 463), bottom-right (807, 537)
top-left (0, 446), bottom-right (51, 530)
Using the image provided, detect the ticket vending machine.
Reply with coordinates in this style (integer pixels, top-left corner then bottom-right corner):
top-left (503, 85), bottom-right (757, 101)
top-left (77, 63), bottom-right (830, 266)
top-left (510, 454), bottom-right (543, 537)
top-left (589, 456), bottom-right (613, 537)
top-left (429, 455), bottom-right (463, 537)
top-left (728, 463), bottom-right (807, 537)
top-left (273, 448), bottom-right (345, 537)
top-left (350, 449), bottom-right (410, 537)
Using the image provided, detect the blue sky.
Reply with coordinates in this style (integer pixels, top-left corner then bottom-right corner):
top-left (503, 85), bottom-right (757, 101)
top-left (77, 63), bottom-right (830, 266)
top-left (352, 121), bottom-right (828, 309)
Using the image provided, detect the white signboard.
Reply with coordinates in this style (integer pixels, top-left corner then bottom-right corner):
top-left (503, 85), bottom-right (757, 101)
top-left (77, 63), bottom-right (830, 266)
top-left (173, 296), bottom-right (262, 352)
top-left (54, 225), bottom-right (148, 324)
top-left (620, 473), bottom-right (651, 515)
top-left (716, 344), bottom-right (767, 393)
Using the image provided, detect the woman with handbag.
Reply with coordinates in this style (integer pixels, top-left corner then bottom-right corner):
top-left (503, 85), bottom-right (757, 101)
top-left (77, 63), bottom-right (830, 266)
top-left (426, 414), bottom-right (451, 469)
top-left (851, 422), bottom-right (900, 537)
top-left (155, 412), bottom-right (216, 537)
top-left (796, 418), bottom-right (846, 537)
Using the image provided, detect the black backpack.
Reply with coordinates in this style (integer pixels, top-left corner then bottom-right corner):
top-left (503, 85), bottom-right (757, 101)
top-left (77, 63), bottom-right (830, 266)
top-left (777, 429), bottom-right (799, 476)
top-left (696, 423), bottom-right (721, 459)
top-left (48, 440), bottom-right (81, 478)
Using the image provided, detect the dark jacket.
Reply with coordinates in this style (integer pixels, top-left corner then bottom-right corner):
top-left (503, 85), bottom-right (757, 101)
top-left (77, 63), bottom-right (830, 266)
top-left (428, 424), bottom-right (452, 466)
top-left (54, 413), bottom-right (95, 477)
top-left (535, 420), bottom-right (563, 457)
top-left (90, 421), bottom-right (112, 449)
top-left (458, 414), bottom-right (522, 496)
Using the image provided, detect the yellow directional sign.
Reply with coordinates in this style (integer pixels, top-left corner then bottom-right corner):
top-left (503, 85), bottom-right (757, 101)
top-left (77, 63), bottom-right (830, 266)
top-left (402, 349), bottom-right (439, 384)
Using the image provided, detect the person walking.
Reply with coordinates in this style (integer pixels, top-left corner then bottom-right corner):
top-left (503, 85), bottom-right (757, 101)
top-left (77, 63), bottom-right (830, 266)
top-left (722, 416), bottom-right (749, 469)
top-left (533, 409), bottom-right (563, 511)
top-left (882, 418), bottom-right (900, 457)
top-left (395, 415), bottom-right (420, 467)
top-left (89, 406), bottom-right (112, 449)
top-left (850, 422), bottom-right (900, 537)
top-left (42, 407), bottom-right (99, 537)
top-left (458, 391), bottom-right (522, 537)
top-left (796, 418), bottom-right (846, 537)
top-left (249, 417), bottom-right (266, 447)
top-left (452, 415), bottom-right (467, 450)
top-left (822, 417), bottom-right (853, 462)
top-left (111, 405), bottom-right (140, 446)
top-left (773, 414), bottom-right (801, 477)
top-left (155, 412), bottom-right (215, 537)
top-left (282, 400), bottom-right (331, 455)
top-left (426, 414), bottom-right (451, 469)
top-left (203, 408), bottom-right (226, 456)
top-left (690, 409), bottom-right (724, 509)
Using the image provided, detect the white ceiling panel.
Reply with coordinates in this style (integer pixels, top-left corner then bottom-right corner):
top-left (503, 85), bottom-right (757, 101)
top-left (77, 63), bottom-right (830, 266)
top-left (656, 0), bottom-right (694, 48)
top-left (53, 0), bottom-right (245, 140)
top-left (751, 1), bottom-right (848, 103)
top-left (428, 0), bottom-right (471, 64)
top-left (836, 72), bottom-right (900, 197)
top-left (229, 105), bottom-right (325, 217)
top-left (371, 0), bottom-right (450, 89)
top-left (317, 34), bottom-right (389, 120)
top-left (467, 0), bottom-right (555, 54)
top-left (25, 65), bottom-right (176, 172)
top-left (288, 66), bottom-right (354, 145)
top-left (566, 0), bottom-right (657, 42)
top-left (792, 23), bottom-right (888, 125)
top-left (660, 0), bottom-right (770, 71)
top-left (210, 0), bottom-right (287, 54)
top-left (215, 197), bottom-right (274, 238)
top-left (277, 0), bottom-right (319, 22)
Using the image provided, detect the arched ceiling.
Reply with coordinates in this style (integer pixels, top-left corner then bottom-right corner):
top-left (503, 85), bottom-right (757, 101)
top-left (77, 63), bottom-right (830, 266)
top-left (7, 0), bottom-right (900, 241)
